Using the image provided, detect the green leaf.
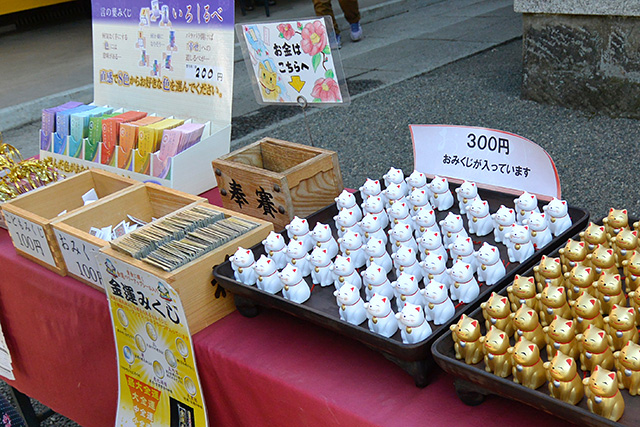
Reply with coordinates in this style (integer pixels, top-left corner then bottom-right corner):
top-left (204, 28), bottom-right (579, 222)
top-left (324, 69), bottom-right (334, 79)
top-left (313, 98), bottom-right (321, 102)
top-left (323, 45), bottom-right (331, 55)
top-left (312, 53), bottom-right (321, 72)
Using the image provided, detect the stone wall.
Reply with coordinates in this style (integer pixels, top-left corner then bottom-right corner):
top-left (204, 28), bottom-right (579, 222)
top-left (516, 1), bottom-right (640, 118)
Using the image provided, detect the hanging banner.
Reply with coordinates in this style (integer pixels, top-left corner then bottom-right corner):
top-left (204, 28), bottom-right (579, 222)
top-left (237, 17), bottom-right (350, 105)
top-left (410, 124), bottom-right (561, 200)
top-left (98, 252), bottom-right (207, 427)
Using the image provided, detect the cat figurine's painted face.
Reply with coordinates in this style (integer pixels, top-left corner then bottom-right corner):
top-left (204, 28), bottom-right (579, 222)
top-left (625, 251), bottom-right (640, 275)
top-left (453, 314), bottom-right (481, 342)
top-left (408, 188), bottom-right (429, 208)
top-left (429, 175), bottom-right (449, 194)
top-left (278, 263), bottom-right (303, 285)
top-left (540, 284), bottom-right (567, 309)
top-left (597, 272), bottom-right (623, 296)
top-left (580, 325), bottom-right (609, 353)
top-left (360, 178), bottom-right (382, 197)
top-left (545, 198), bottom-right (569, 218)
top-left (512, 306), bottom-right (540, 331)
top-left (525, 211), bottom-right (547, 231)
top-left (608, 305), bottom-right (636, 331)
top-left (253, 254), bottom-right (277, 276)
top-left (586, 365), bottom-right (619, 397)
top-left (547, 316), bottom-right (576, 343)
top-left (339, 230), bottom-right (364, 250)
top-left (309, 247), bottom-right (331, 267)
top-left (506, 224), bottom-right (531, 244)
top-left (363, 195), bottom-right (384, 213)
top-left (365, 239), bottom-right (386, 257)
top-left (456, 180), bottom-right (478, 199)
top-left (286, 216), bottom-right (309, 236)
top-left (476, 242), bottom-right (500, 265)
top-left (511, 275), bottom-right (537, 299)
top-left (449, 260), bottom-right (474, 283)
top-left (561, 239), bottom-right (588, 262)
top-left (514, 191), bottom-right (538, 212)
top-left (538, 255), bottom-right (562, 278)
top-left (262, 231), bottom-right (286, 251)
top-left (335, 208), bottom-right (359, 228)
top-left (412, 208), bottom-right (437, 227)
top-left (572, 292), bottom-right (601, 319)
top-left (335, 284), bottom-right (360, 305)
top-left (393, 273), bottom-right (418, 295)
top-left (606, 208), bottom-right (629, 230)
top-left (421, 252), bottom-right (447, 274)
top-left (484, 292), bottom-right (511, 319)
top-left (492, 205), bottom-right (516, 226)
top-left (440, 212), bottom-right (464, 232)
top-left (360, 213), bottom-right (382, 232)
top-left (617, 341), bottom-right (640, 371)
top-left (384, 183), bottom-right (405, 201)
top-left (546, 351), bottom-right (577, 381)
top-left (580, 222), bottom-right (608, 249)
top-left (422, 280), bottom-right (448, 304)
top-left (393, 245), bottom-right (417, 266)
top-left (566, 265), bottom-right (596, 289)
top-left (450, 236), bottom-right (474, 257)
top-left (467, 198), bottom-right (489, 218)
top-left (483, 326), bottom-right (510, 354)
top-left (332, 255), bottom-right (355, 276)
top-left (383, 167), bottom-right (405, 185)
top-left (231, 247), bottom-right (255, 268)
top-left (387, 200), bottom-right (410, 219)
top-left (335, 189), bottom-right (357, 209)
top-left (418, 230), bottom-right (442, 250)
top-left (287, 239), bottom-right (307, 259)
top-left (365, 293), bottom-right (393, 317)
top-left (615, 228), bottom-right (638, 251)
top-left (397, 302), bottom-right (425, 327)
top-left (589, 245), bottom-right (617, 270)
top-left (311, 222), bottom-right (332, 241)
top-left (511, 337), bottom-right (541, 366)
top-left (389, 223), bottom-right (413, 242)
top-left (405, 170), bottom-right (427, 189)
top-left (361, 262), bottom-right (387, 285)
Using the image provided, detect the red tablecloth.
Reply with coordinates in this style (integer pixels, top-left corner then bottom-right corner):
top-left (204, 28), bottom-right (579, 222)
top-left (0, 190), bottom-right (569, 426)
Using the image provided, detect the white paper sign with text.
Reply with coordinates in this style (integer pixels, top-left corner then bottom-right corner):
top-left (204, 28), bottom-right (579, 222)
top-left (410, 125), bottom-right (561, 199)
top-left (3, 211), bottom-right (57, 267)
top-left (55, 230), bottom-right (104, 289)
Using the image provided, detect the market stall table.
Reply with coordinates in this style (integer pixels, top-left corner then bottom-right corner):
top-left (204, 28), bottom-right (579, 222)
top-left (0, 191), bottom-right (572, 426)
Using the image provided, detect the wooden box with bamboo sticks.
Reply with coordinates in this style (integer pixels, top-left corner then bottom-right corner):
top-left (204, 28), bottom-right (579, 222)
top-left (1, 169), bottom-right (138, 275)
top-left (211, 138), bottom-right (344, 231)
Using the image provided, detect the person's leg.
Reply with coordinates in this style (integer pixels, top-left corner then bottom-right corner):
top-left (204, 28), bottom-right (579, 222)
top-left (313, 0), bottom-right (340, 35)
top-left (337, 0), bottom-right (363, 41)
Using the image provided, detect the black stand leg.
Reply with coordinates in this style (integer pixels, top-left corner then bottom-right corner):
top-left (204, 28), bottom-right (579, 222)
top-left (453, 378), bottom-right (489, 406)
top-left (9, 387), bottom-right (54, 427)
top-left (234, 294), bottom-right (260, 317)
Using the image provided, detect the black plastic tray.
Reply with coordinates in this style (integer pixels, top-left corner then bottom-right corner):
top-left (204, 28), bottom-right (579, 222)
top-left (432, 221), bottom-right (640, 425)
top-left (214, 184), bottom-right (589, 387)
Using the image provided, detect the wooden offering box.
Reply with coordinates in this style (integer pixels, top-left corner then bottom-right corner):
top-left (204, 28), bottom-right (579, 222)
top-left (1, 169), bottom-right (137, 275)
top-left (212, 138), bottom-right (344, 231)
top-left (100, 202), bottom-right (273, 334)
top-left (51, 183), bottom-right (204, 291)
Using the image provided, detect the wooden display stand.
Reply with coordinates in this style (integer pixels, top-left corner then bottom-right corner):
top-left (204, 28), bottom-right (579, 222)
top-left (212, 138), bottom-right (344, 231)
top-left (51, 183), bottom-right (204, 290)
top-left (2, 169), bottom-right (138, 275)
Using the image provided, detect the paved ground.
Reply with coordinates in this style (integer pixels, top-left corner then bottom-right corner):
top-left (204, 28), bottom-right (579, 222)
top-left (2, 0), bottom-right (640, 424)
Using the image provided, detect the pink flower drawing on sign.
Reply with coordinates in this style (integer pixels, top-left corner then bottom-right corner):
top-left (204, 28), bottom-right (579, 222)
top-left (311, 78), bottom-right (341, 102)
top-left (301, 21), bottom-right (327, 57)
top-left (277, 23), bottom-right (295, 40)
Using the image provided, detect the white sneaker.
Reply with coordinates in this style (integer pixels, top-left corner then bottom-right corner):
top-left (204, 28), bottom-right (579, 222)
top-left (350, 23), bottom-right (363, 42)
